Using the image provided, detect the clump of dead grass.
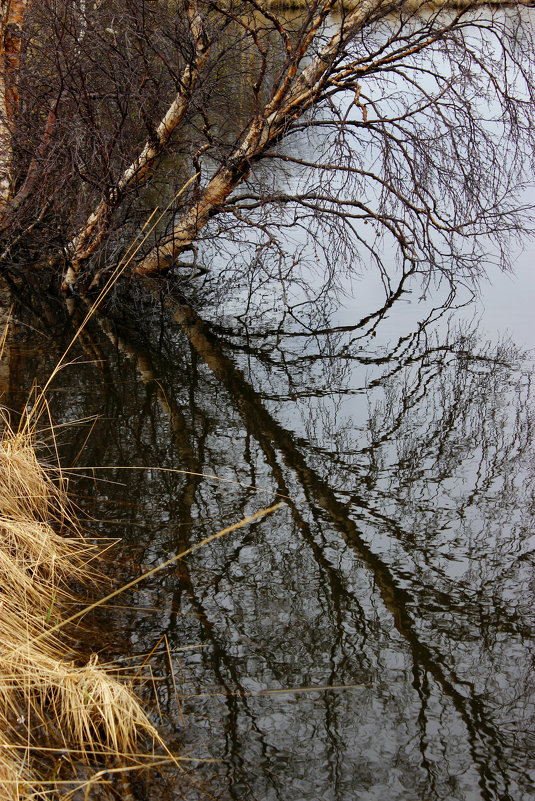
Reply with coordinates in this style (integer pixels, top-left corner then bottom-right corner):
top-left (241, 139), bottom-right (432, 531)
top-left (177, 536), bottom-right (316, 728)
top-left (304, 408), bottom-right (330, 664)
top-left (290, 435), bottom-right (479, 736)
top-left (0, 419), bottom-right (159, 800)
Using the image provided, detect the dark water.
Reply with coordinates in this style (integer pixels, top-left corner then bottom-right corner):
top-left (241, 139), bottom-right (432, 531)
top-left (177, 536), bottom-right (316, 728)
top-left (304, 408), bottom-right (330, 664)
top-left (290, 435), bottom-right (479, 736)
top-left (2, 8), bottom-right (535, 791)
top-left (0, 249), bottom-right (534, 801)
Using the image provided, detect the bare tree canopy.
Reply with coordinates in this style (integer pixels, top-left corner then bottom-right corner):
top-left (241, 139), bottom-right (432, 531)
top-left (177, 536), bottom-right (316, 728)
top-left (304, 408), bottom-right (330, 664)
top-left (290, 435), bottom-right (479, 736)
top-left (0, 0), bottom-right (533, 295)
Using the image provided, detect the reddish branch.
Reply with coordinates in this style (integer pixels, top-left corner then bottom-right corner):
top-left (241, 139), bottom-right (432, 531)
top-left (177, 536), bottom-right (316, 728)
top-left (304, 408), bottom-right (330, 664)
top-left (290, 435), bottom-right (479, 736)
top-left (0, 0), bottom-right (30, 210)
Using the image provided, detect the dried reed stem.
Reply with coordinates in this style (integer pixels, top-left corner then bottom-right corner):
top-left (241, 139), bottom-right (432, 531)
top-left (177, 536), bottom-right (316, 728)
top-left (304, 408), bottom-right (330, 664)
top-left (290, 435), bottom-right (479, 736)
top-left (0, 416), bottom-right (158, 800)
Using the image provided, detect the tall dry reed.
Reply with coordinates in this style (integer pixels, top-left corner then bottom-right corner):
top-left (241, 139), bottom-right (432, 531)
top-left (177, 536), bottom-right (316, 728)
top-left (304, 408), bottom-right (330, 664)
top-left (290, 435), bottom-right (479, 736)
top-left (0, 204), bottom-right (181, 800)
top-left (0, 419), bottom-right (158, 800)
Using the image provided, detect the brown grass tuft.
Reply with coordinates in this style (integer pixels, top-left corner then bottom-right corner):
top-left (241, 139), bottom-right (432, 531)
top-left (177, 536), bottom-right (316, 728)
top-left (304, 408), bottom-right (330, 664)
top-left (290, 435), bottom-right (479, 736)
top-left (0, 419), bottom-right (159, 800)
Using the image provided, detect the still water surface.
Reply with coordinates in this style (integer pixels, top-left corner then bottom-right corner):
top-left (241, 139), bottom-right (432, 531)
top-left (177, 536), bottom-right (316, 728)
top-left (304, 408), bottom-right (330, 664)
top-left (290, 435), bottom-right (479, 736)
top-left (0, 243), bottom-right (533, 800)
top-left (1, 7), bottom-right (535, 792)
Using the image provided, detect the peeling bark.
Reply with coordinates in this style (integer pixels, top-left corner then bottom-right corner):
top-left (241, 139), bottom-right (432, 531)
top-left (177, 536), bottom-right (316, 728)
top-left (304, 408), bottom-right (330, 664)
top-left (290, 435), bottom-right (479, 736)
top-left (62, 0), bottom-right (209, 291)
top-left (0, 0), bottom-right (30, 212)
top-left (134, 0), bottom-right (385, 277)
top-left (134, 167), bottom-right (247, 276)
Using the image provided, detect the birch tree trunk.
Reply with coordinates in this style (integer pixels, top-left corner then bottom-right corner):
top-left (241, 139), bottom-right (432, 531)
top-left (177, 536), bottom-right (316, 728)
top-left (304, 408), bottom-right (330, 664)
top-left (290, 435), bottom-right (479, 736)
top-left (134, 0), bottom-right (385, 277)
top-left (0, 0), bottom-right (29, 213)
top-left (61, 0), bottom-right (209, 291)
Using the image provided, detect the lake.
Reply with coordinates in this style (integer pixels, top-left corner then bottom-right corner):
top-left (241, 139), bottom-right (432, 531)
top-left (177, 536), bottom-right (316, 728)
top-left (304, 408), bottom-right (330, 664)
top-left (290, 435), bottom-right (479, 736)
top-left (0, 7), bottom-right (534, 799)
top-left (0, 222), bottom-right (533, 801)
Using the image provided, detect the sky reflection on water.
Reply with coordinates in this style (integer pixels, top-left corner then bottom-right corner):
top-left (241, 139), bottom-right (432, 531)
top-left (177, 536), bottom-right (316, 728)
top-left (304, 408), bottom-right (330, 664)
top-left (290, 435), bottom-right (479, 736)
top-left (0, 258), bottom-right (533, 801)
top-left (0, 3), bottom-right (533, 796)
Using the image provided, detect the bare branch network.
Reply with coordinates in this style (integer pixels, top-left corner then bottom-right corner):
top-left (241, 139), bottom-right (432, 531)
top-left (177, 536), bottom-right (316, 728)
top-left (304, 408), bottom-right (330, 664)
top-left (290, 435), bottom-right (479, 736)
top-left (0, 0), bottom-right (533, 295)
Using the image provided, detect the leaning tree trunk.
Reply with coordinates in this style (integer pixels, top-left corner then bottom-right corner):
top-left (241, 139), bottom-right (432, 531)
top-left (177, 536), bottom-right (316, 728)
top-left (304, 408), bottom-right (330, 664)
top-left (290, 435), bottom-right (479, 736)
top-left (61, 0), bottom-right (209, 291)
top-left (63, 0), bottom-right (385, 288)
top-left (134, 0), bottom-right (385, 277)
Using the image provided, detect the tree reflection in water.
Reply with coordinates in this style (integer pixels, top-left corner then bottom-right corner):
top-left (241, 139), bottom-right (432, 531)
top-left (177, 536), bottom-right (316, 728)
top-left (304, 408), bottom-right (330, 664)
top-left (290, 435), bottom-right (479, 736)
top-left (0, 272), bottom-right (533, 801)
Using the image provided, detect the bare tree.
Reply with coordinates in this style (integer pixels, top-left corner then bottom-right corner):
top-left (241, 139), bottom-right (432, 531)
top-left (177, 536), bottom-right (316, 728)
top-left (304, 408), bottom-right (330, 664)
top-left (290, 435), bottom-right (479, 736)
top-left (0, 0), bottom-right (533, 295)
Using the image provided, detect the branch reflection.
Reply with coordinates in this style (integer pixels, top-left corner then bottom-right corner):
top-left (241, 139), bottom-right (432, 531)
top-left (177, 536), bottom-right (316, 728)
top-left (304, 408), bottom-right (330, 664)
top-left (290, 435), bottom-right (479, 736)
top-left (0, 274), bottom-right (533, 801)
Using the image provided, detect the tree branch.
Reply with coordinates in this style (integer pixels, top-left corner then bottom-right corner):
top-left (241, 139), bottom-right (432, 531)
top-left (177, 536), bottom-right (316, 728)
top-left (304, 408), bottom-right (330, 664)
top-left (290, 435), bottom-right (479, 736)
top-left (62, 0), bottom-right (210, 290)
top-left (135, 0), bottom-right (387, 276)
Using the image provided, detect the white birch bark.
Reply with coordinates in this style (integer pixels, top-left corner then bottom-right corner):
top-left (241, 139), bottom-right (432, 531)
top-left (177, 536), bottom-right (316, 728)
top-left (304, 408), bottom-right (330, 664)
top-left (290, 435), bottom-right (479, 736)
top-left (62, 0), bottom-right (209, 290)
top-left (134, 0), bottom-right (385, 277)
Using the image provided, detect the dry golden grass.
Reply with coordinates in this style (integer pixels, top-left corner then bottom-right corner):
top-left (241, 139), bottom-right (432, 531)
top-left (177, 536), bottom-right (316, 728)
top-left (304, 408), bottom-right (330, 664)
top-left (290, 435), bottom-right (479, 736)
top-left (0, 260), bottom-right (286, 798)
top-left (0, 418), bottom-right (159, 801)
